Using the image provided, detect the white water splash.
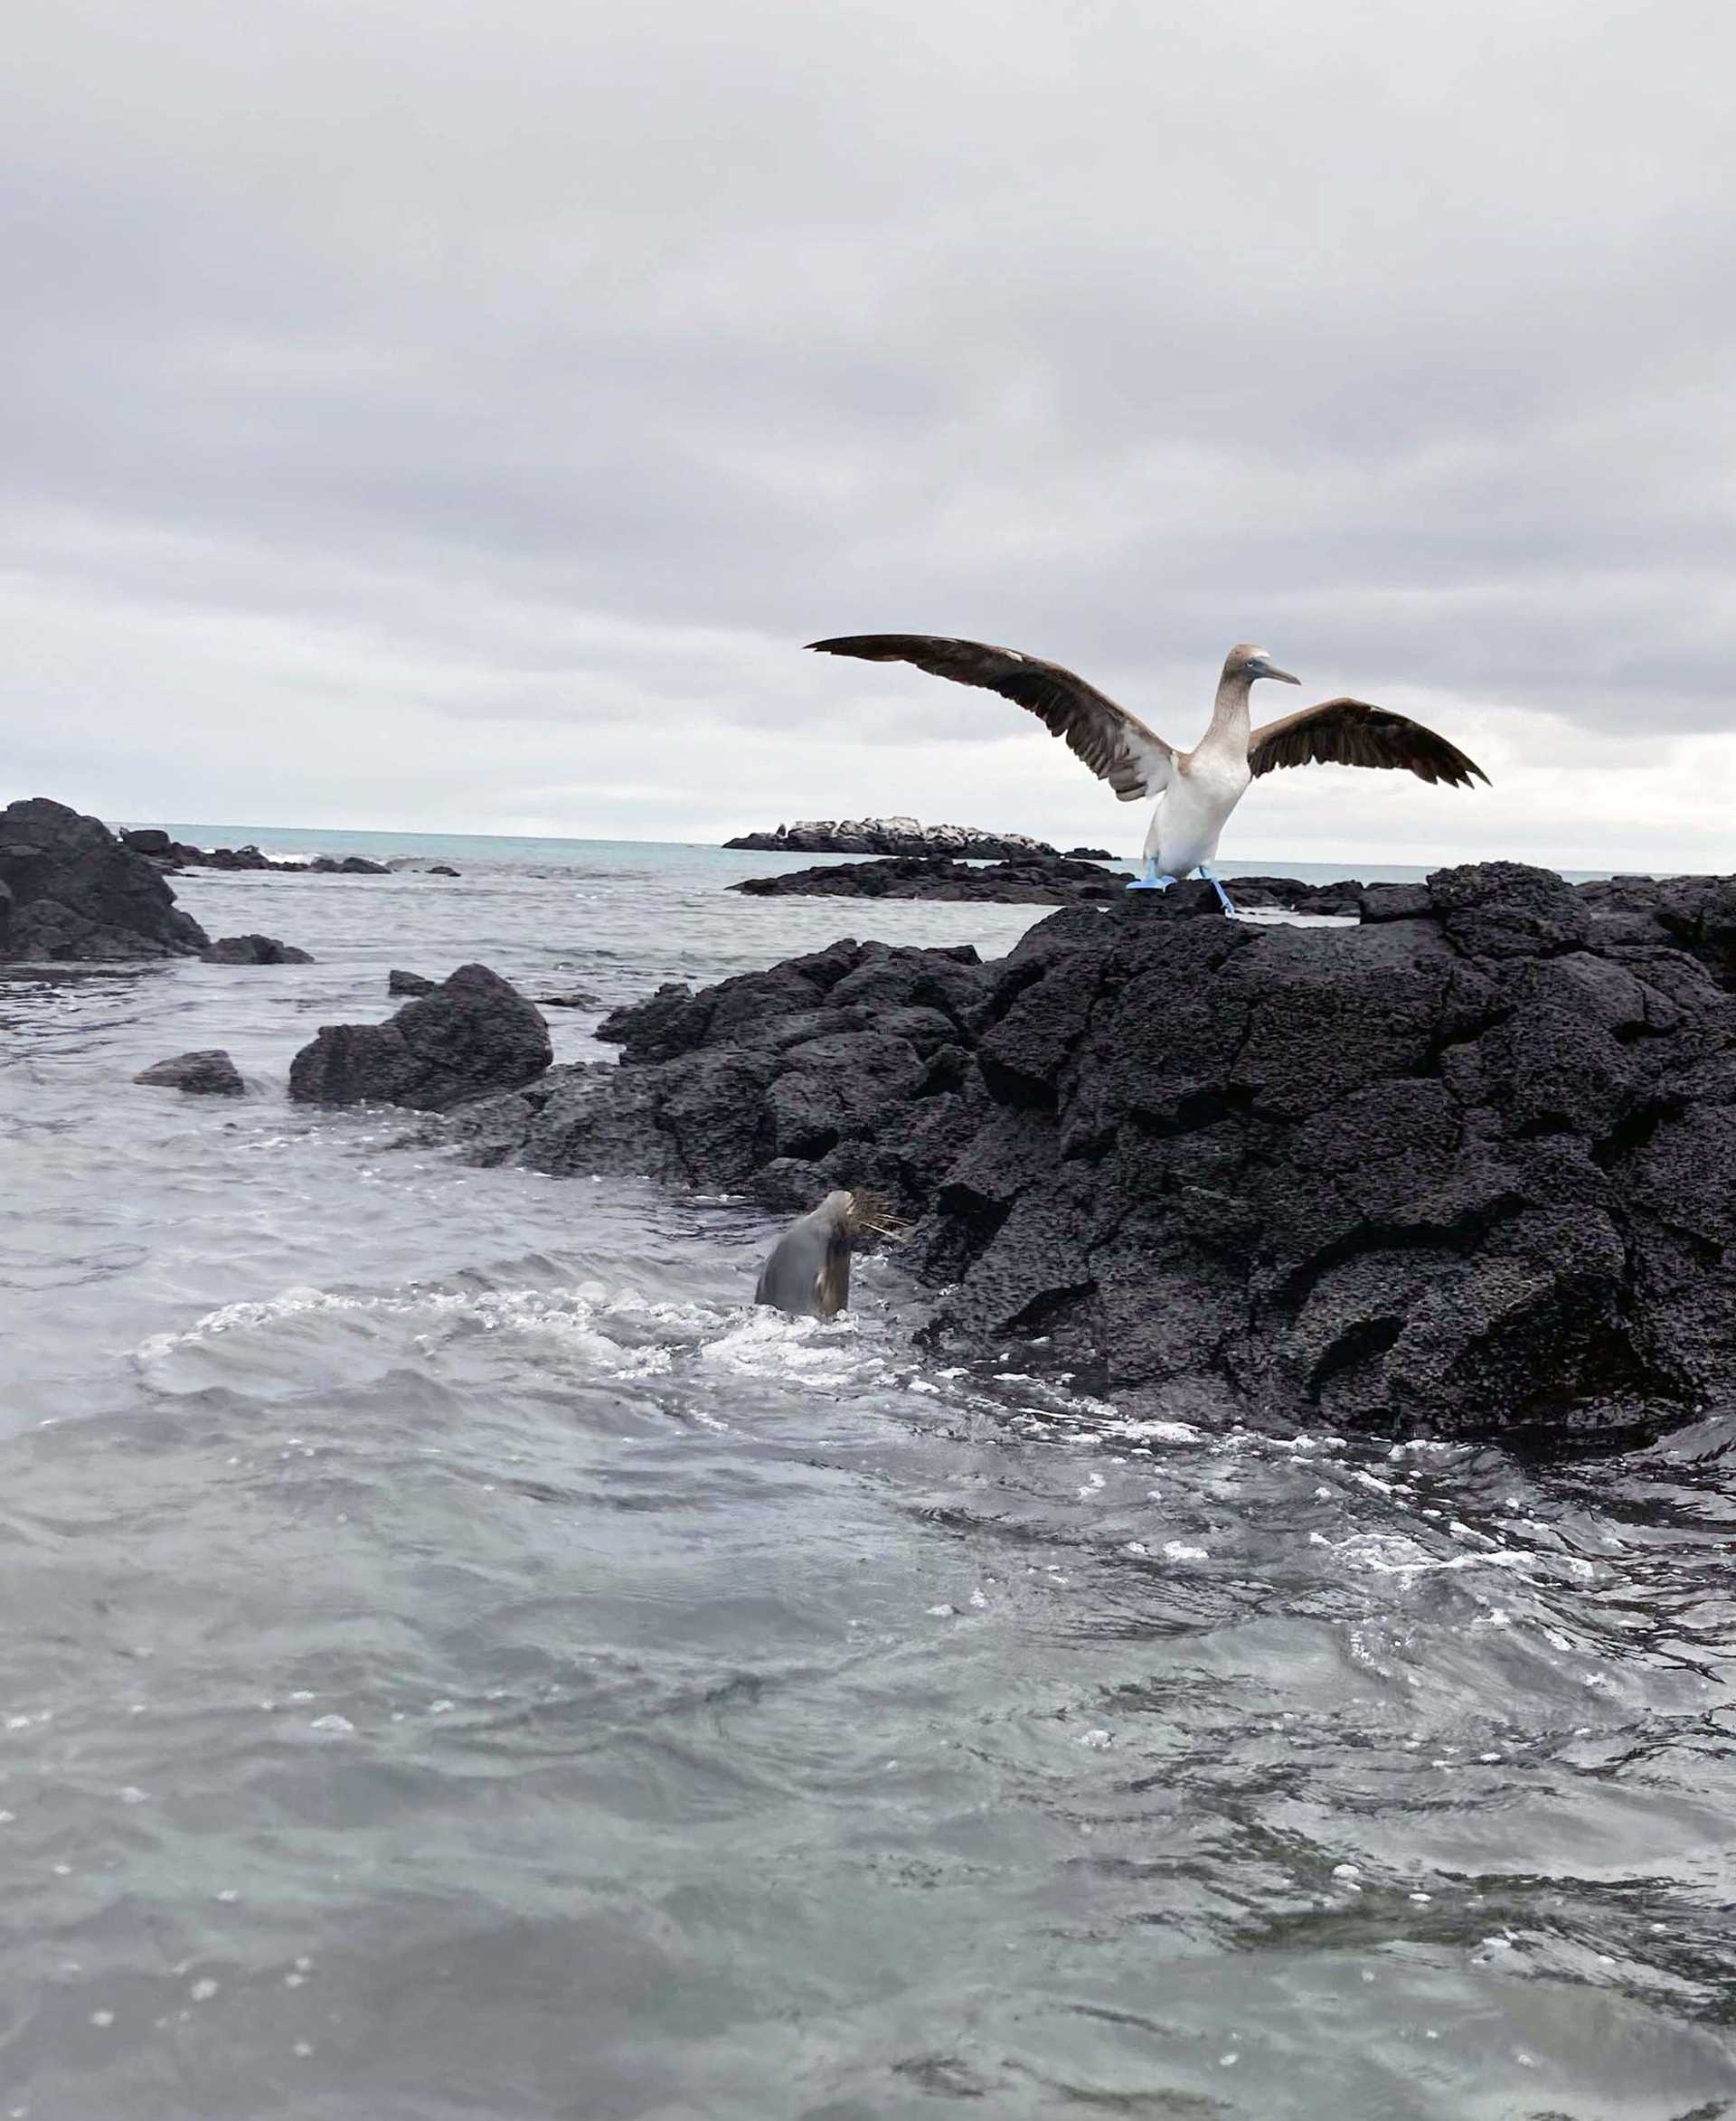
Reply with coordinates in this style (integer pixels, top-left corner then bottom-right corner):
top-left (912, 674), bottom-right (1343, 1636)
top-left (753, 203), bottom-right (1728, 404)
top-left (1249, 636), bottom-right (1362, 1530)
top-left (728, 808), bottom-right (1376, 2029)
top-left (1310, 1531), bottom-right (1536, 1579)
top-left (134, 1275), bottom-right (901, 1395)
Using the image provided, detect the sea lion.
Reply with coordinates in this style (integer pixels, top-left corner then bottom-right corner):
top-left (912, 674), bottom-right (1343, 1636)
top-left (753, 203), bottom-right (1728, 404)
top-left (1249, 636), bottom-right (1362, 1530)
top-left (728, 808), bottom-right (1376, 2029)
top-left (754, 1191), bottom-right (857, 1319)
top-left (754, 1190), bottom-right (905, 1319)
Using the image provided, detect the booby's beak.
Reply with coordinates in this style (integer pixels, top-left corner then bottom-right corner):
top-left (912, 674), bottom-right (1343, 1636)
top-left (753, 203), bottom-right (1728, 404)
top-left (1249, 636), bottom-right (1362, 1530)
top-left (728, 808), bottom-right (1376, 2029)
top-left (1262, 664), bottom-right (1301, 685)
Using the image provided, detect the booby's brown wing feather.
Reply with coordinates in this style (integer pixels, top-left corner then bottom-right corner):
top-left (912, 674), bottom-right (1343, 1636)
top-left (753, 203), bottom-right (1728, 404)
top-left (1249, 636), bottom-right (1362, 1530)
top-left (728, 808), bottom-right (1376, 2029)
top-left (1248, 698), bottom-right (1490, 789)
top-left (808, 634), bottom-right (1174, 801)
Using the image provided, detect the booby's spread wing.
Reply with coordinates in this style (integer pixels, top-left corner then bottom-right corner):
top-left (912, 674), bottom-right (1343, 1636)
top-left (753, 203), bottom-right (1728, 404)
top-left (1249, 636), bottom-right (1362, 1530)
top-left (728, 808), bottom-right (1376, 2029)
top-left (808, 634), bottom-right (1174, 801)
top-left (1248, 698), bottom-right (1489, 788)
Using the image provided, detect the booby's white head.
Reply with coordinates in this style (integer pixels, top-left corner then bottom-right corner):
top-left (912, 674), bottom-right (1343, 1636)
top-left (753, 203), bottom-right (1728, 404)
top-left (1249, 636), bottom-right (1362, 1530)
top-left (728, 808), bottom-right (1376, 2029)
top-left (1224, 643), bottom-right (1301, 686)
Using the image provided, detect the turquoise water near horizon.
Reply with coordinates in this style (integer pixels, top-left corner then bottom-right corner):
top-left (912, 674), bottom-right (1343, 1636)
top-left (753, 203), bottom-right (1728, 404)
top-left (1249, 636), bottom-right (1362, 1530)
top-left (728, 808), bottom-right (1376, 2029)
top-left (120, 820), bottom-right (1618, 885)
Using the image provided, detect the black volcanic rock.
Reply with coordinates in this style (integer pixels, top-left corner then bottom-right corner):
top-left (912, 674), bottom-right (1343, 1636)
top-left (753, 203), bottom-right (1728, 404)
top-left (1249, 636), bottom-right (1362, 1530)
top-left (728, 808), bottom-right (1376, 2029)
top-left (428, 864), bottom-right (460, 877)
top-left (388, 968), bottom-right (438, 996)
top-left (449, 863), bottom-right (1736, 1445)
top-left (726, 817), bottom-right (1062, 859)
top-left (1224, 875), bottom-right (1365, 917)
top-left (195, 844), bottom-right (277, 870)
top-left (150, 840), bottom-right (279, 872)
top-left (733, 853), bottom-right (1127, 906)
top-left (289, 964), bottom-right (552, 1111)
top-left (0, 798), bottom-right (210, 962)
top-left (135, 1049), bottom-right (245, 1095)
top-left (1064, 846), bottom-right (1113, 861)
top-left (202, 933), bottom-right (315, 964)
top-left (122, 833), bottom-right (400, 876)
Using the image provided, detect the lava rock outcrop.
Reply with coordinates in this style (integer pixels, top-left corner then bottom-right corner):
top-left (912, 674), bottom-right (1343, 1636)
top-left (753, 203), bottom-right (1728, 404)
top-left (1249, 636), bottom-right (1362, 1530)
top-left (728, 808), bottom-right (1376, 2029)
top-left (451, 864), bottom-right (1736, 1443)
top-left (120, 832), bottom-right (391, 875)
top-left (202, 934), bottom-right (315, 964)
top-left (734, 853), bottom-right (1126, 906)
top-left (726, 817), bottom-right (1063, 859)
top-left (2, 799), bottom-right (210, 961)
top-left (134, 1050), bottom-right (246, 1095)
top-left (289, 964), bottom-right (552, 1111)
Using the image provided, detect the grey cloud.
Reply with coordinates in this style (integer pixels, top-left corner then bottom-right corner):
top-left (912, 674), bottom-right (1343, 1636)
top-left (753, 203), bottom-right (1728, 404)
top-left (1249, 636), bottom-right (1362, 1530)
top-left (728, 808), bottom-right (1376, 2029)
top-left (3, 0), bottom-right (1736, 850)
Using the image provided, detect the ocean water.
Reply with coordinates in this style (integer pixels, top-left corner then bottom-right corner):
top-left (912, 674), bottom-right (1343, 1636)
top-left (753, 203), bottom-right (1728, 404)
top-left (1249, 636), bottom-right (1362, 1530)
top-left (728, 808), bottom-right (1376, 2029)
top-left (126, 822), bottom-right (1528, 886)
top-left (2, 835), bottom-right (1731, 2120)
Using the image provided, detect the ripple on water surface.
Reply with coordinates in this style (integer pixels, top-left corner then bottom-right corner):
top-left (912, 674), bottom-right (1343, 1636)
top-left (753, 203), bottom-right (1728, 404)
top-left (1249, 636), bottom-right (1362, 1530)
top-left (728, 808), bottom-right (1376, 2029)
top-left (2, 846), bottom-right (1733, 2119)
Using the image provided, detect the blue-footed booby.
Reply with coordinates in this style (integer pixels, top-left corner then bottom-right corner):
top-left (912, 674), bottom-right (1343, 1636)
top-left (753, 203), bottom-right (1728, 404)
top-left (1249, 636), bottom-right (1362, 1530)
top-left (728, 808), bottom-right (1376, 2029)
top-left (806, 637), bottom-right (1489, 913)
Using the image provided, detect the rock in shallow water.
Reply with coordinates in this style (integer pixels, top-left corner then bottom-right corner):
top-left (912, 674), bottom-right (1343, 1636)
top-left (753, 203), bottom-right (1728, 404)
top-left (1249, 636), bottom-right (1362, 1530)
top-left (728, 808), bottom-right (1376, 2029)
top-left (135, 1049), bottom-right (245, 1095)
top-left (290, 964), bottom-right (552, 1111)
top-left (202, 933), bottom-right (315, 964)
top-left (0, 798), bottom-right (210, 962)
top-left (450, 863), bottom-right (1736, 1445)
top-left (732, 852), bottom-right (1125, 905)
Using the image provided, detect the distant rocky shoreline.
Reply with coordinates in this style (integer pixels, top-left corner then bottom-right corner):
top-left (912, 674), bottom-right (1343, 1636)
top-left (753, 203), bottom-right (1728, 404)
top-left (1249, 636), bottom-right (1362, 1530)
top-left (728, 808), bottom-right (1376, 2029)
top-left (0, 798), bottom-right (441, 965)
top-left (118, 828), bottom-right (395, 875)
top-left (725, 815), bottom-right (1111, 862)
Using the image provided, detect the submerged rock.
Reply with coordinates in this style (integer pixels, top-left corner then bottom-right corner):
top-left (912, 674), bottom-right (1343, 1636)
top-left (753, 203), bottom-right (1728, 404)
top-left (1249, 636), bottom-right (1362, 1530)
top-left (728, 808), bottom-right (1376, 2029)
top-left (289, 963), bottom-right (552, 1111)
top-left (135, 1049), bottom-right (245, 1095)
top-left (202, 933), bottom-right (316, 964)
top-left (734, 853), bottom-right (1127, 906)
top-left (457, 864), bottom-right (1736, 1446)
top-left (0, 798), bottom-right (210, 962)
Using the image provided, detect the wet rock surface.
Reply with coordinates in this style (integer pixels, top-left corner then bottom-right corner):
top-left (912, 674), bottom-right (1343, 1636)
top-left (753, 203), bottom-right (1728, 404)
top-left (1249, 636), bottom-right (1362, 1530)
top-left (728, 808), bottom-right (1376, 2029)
top-left (453, 864), bottom-right (1736, 1443)
top-left (733, 858), bottom-right (1377, 914)
top-left (134, 1049), bottom-right (245, 1095)
top-left (735, 852), bottom-right (1127, 905)
top-left (1226, 874), bottom-right (1367, 916)
top-left (2, 799), bottom-right (210, 962)
top-left (388, 968), bottom-right (438, 996)
top-left (290, 964), bottom-right (552, 1111)
top-left (202, 933), bottom-right (316, 964)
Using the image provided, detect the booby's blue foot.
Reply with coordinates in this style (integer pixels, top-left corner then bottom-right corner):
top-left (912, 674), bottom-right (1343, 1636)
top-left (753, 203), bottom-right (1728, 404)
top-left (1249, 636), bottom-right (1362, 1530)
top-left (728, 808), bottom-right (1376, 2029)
top-left (1197, 863), bottom-right (1238, 916)
top-left (1126, 858), bottom-right (1175, 892)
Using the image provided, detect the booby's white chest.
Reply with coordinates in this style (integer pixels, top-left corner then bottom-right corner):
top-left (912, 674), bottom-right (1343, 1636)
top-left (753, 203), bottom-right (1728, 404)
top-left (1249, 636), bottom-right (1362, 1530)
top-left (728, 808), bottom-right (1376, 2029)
top-left (1147, 738), bottom-right (1251, 871)
top-left (1180, 739), bottom-right (1253, 809)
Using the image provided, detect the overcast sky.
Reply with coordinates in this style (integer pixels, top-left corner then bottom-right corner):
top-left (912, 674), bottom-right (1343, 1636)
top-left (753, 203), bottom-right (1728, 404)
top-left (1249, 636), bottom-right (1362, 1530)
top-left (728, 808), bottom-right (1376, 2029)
top-left (5, 0), bottom-right (1734, 867)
